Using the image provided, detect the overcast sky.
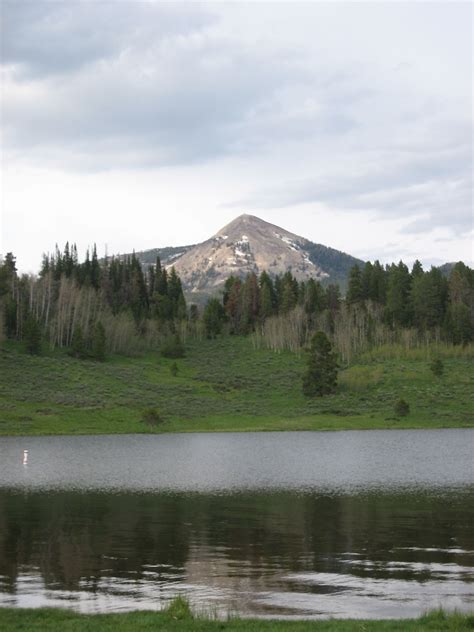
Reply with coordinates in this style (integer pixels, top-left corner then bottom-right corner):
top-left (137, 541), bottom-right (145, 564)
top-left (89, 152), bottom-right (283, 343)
top-left (1, 1), bottom-right (472, 273)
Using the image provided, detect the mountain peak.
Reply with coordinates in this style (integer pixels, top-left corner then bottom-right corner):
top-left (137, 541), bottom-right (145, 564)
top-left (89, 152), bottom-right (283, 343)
top-left (168, 214), bottom-right (329, 295)
top-left (131, 213), bottom-right (364, 301)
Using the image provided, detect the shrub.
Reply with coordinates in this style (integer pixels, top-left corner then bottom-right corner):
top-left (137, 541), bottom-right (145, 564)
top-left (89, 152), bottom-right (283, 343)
top-left (165, 595), bottom-right (193, 620)
top-left (141, 408), bottom-right (164, 427)
top-left (170, 362), bottom-right (179, 377)
top-left (161, 333), bottom-right (185, 359)
top-left (394, 398), bottom-right (410, 417)
top-left (430, 357), bottom-right (444, 377)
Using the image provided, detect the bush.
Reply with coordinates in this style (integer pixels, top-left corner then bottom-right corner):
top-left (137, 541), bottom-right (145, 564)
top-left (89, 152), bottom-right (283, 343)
top-left (164, 596), bottom-right (193, 620)
top-left (161, 333), bottom-right (185, 359)
top-left (170, 361), bottom-right (179, 377)
top-left (394, 398), bottom-right (410, 417)
top-left (430, 357), bottom-right (444, 377)
top-left (141, 408), bottom-right (164, 427)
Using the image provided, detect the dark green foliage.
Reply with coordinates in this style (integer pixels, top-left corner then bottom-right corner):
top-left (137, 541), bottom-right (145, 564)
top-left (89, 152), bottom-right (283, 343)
top-left (447, 303), bottom-right (472, 345)
top-left (24, 316), bottom-right (42, 355)
top-left (170, 361), bottom-right (179, 377)
top-left (161, 333), bottom-right (185, 359)
top-left (411, 267), bottom-right (448, 329)
top-left (385, 262), bottom-right (412, 327)
top-left (70, 325), bottom-right (87, 359)
top-left (445, 263), bottom-right (474, 344)
top-left (430, 357), bottom-right (444, 377)
top-left (347, 265), bottom-right (363, 303)
top-left (141, 407), bottom-right (164, 427)
top-left (91, 322), bottom-right (106, 362)
top-left (203, 298), bottom-right (226, 338)
top-left (0, 253), bottom-right (18, 338)
top-left (304, 278), bottom-right (326, 316)
top-left (302, 331), bottom-right (338, 397)
top-left (394, 398), bottom-right (410, 417)
top-left (303, 242), bottom-right (364, 290)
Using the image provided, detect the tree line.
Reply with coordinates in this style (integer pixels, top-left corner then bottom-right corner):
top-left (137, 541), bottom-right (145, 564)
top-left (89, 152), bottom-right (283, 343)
top-left (202, 261), bottom-right (473, 360)
top-left (0, 244), bottom-right (187, 357)
top-left (1, 244), bottom-right (472, 362)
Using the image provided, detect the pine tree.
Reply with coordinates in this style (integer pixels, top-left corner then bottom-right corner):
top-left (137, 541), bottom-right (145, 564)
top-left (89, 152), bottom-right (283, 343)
top-left (347, 265), bottom-right (363, 303)
top-left (259, 271), bottom-right (275, 320)
top-left (70, 325), bottom-right (86, 359)
top-left (369, 260), bottom-right (387, 303)
top-left (386, 262), bottom-right (412, 326)
top-left (361, 262), bottom-right (373, 301)
top-left (203, 298), bottom-right (226, 338)
top-left (24, 316), bottom-right (42, 355)
top-left (302, 331), bottom-right (338, 397)
top-left (91, 322), bottom-right (106, 361)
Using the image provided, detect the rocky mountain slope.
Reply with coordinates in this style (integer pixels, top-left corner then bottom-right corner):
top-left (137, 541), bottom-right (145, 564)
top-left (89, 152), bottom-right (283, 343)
top-left (133, 214), bottom-right (363, 299)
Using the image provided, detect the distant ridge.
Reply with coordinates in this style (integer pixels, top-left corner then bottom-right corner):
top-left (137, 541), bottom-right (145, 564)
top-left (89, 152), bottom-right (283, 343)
top-left (129, 214), bottom-right (364, 301)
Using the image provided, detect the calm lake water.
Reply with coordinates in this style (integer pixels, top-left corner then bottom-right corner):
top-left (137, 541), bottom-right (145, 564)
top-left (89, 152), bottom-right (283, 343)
top-left (0, 429), bottom-right (473, 619)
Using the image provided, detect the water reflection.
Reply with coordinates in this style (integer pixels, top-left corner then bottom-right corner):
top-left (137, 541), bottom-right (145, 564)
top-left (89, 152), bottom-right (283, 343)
top-left (0, 488), bottom-right (472, 617)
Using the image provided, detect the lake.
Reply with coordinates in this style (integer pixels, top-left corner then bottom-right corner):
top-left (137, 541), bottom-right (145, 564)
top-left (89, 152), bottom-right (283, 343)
top-left (0, 429), bottom-right (473, 619)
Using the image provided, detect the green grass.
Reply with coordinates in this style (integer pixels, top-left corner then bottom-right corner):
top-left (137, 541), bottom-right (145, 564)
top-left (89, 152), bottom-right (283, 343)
top-left (0, 606), bottom-right (472, 631)
top-left (0, 337), bottom-right (472, 435)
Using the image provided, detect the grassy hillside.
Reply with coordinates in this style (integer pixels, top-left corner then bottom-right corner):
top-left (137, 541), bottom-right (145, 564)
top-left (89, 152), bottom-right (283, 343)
top-left (0, 337), bottom-right (472, 435)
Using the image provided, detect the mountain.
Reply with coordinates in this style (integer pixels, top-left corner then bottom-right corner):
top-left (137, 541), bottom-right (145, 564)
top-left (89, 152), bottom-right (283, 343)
top-left (131, 214), bottom-right (364, 301)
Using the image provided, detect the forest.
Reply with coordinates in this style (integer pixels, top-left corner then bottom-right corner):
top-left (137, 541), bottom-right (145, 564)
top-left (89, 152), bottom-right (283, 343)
top-left (0, 244), bottom-right (473, 364)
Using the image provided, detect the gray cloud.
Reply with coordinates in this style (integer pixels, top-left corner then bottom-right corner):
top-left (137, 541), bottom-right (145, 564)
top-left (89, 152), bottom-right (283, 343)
top-left (1, 1), bottom-right (472, 246)
top-left (3, 5), bottom-right (321, 168)
top-left (229, 133), bottom-right (473, 236)
top-left (1, 1), bottom-right (214, 77)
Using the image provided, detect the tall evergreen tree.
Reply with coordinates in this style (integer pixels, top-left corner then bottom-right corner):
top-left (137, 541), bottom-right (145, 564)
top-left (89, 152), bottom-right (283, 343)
top-left (347, 265), bottom-right (363, 303)
top-left (24, 316), bottom-right (42, 355)
top-left (385, 262), bottom-right (412, 326)
top-left (203, 298), bottom-right (226, 338)
top-left (302, 331), bottom-right (338, 397)
top-left (91, 322), bottom-right (106, 361)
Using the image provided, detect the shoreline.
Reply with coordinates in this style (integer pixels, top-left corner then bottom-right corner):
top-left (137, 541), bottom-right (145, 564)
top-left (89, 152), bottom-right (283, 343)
top-left (1, 414), bottom-right (472, 437)
top-left (0, 607), bottom-right (472, 631)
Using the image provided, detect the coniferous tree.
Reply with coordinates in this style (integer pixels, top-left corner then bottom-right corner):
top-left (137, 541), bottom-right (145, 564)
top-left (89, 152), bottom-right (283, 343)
top-left (411, 267), bottom-right (447, 329)
top-left (91, 322), bottom-right (106, 361)
top-left (361, 262), bottom-right (373, 301)
top-left (203, 298), bottom-right (226, 338)
top-left (369, 260), bottom-right (387, 303)
top-left (302, 331), bottom-right (338, 397)
top-left (70, 325), bottom-right (86, 359)
top-left (347, 265), bottom-right (363, 303)
top-left (386, 262), bottom-right (412, 326)
top-left (259, 271), bottom-right (275, 320)
top-left (24, 316), bottom-right (42, 355)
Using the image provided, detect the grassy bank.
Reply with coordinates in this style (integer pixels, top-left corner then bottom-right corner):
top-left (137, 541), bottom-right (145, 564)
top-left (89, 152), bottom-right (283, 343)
top-left (0, 337), bottom-right (472, 435)
top-left (0, 606), bottom-right (473, 631)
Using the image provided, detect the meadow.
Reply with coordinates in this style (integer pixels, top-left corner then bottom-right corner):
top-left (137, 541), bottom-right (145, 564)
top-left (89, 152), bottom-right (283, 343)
top-left (0, 337), bottom-right (472, 435)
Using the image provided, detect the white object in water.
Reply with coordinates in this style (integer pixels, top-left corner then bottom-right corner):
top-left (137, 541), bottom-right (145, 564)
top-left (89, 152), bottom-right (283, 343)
top-left (23, 449), bottom-right (28, 465)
